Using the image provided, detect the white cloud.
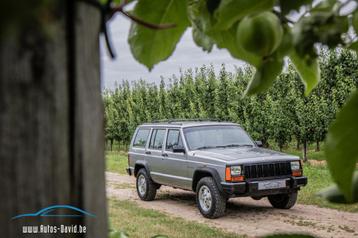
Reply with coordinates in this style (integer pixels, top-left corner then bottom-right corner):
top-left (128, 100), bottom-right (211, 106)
top-left (100, 14), bottom-right (245, 89)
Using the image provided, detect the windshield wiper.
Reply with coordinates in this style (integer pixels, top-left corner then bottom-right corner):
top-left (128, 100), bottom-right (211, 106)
top-left (196, 144), bottom-right (253, 150)
top-left (222, 144), bottom-right (253, 148)
top-left (196, 146), bottom-right (216, 150)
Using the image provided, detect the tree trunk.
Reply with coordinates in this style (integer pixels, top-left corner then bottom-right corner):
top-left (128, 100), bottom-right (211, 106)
top-left (315, 140), bottom-right (320, 152)
top-left (110, 139), bottom-right (113, 151)
top-left (296, 139), bottom-right (301, 150)
top-left (303, 141), bottom-right (308, 162)
top-left (0, 1), bottom-right (107, 237)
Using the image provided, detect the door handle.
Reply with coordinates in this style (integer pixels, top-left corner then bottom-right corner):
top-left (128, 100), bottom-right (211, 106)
top-left (145, 151), bottom-right (151, 155)
top-left (162, 153), bottom-right (168, 157)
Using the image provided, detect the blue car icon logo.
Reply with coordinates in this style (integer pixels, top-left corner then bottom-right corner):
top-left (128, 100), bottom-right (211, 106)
top-left (12, 205), bottom-right (96, 220)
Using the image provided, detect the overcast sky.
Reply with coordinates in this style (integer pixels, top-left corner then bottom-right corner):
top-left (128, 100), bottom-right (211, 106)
top-left (100, 14), bottom-right (245, 90)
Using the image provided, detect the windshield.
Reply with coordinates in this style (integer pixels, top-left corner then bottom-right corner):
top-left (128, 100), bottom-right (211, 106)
top-left (183, 125), bottom-right (255, 150)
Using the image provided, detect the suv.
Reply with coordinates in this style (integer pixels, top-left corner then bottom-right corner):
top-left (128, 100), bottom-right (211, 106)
top-left (126, 120), bottom-right (307, 218)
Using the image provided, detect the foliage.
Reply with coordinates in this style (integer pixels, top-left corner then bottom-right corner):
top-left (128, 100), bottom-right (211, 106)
top-left (124, 0), bottom-right (358, 203)
top-left (104, 50), bottom-right (357, 157)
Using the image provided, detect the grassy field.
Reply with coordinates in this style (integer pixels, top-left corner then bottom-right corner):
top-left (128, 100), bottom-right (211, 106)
top-left (109, 199), bottom-right (245, 238)
top-left (298, 164), bottom-right (358, 212)
top-left (106, 151), bottom-right (128, 174)
top-left (271, 141), bottom-right (326, 161)
top-left (105, 150), bottom-right (358, 212)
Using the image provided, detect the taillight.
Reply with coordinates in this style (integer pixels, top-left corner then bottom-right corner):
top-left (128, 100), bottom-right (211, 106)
top-left (127, 153), bottom-right (130, 166)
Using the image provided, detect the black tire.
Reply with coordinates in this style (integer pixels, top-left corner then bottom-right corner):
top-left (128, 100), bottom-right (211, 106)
top-left (251, 196), bottom-right (263, 200)
top-left (196, 177), bottom-right (226, 219)
top-left (268, 191), bottom-right (297, 209)
top-left (136, 168), bottom-right (157, 201)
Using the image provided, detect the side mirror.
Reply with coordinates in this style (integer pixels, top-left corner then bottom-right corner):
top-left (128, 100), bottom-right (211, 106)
top-left (255, 141), bottom-right (263, 147)
top-left (172, 145), bottom-right (185, 153)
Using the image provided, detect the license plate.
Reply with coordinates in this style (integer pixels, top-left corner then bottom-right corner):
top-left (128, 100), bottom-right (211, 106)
top-left (258, 179), bottom-right (286, 190)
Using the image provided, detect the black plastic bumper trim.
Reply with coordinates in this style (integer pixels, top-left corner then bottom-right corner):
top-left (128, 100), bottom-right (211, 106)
top-left (221, 176), bottom-right (307, 196)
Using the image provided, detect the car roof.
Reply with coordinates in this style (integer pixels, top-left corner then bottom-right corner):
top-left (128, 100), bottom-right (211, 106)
top-left (139, 120), bottom-right (239, 129)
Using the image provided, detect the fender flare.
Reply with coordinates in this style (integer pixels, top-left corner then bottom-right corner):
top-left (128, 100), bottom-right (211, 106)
top-left (134, 160), bottom-right (150, 177)
top-left (192, 167), bottom-right (223, 193)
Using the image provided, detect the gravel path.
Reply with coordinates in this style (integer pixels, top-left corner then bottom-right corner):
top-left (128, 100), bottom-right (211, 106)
top-left (106, 172), bottom-right (358, 238)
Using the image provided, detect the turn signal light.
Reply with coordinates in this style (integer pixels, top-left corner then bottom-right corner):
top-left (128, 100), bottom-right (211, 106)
top-left (292, 170), bottom-right (302, 177)
top-left (225, 167), bottom-right (231, 181)
top-left (231, 176), bottom-right (245, 182)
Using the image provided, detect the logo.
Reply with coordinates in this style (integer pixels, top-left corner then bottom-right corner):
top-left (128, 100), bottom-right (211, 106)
top-left (12, 205), bottom-right (96, 220)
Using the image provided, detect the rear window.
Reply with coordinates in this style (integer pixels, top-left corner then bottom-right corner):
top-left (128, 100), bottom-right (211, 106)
top-left (133, 128), bottom-right (150, 148)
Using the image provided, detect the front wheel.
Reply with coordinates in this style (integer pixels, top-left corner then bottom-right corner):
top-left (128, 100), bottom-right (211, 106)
top-left (196, 177), bottom-right (226, 219)
top-left (268, 191), bottom-right (297, 209)
top-left (136, 168), bottom-right (157, 201)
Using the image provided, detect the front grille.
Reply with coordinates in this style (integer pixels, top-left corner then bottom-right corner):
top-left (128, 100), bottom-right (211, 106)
top-left (244, 162), bottom-right (291, 179)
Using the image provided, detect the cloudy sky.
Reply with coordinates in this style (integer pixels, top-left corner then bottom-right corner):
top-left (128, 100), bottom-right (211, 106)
top-left (100, 14), bottom-right (245, 89)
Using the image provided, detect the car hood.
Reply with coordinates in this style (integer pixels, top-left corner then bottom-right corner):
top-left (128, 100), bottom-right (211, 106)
top-left (191, 147), bottom-right (299, 165)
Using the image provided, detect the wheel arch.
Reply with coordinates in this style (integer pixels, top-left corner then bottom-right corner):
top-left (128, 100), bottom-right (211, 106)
top-left (134, 161), bottom-right (150, 177)
top-left (192, 168), bottom-right (223, 192)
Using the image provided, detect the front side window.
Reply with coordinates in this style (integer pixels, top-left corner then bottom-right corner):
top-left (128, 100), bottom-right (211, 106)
top-left (149, 129), bottom-right (166, 150)
top-left (184, 125), bottom-right (254, 150)
top-left (133, 128), bottom-right (150, 148)
top-left (166, 130), bottom-right (183, 151)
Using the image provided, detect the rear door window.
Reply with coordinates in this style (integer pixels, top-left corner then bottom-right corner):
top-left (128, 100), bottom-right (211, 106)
top-left (149, 129), bottom-right (166, 150)
top-left (132, 128), bottom-right (150, 148)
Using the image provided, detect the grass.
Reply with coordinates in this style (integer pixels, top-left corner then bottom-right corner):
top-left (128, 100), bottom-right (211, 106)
top-left (105, 150), bottom-right (358, 212)
top-left (283, 147), bottom-right (326, 161)
top-left (269, 141), bottom-right (327, 161)
top-left (108, 199), bottom-right (245, 238)
top-left (106, 150), bottom-right (128, 174)
top-left (298, 164), bottom-right (358, 212)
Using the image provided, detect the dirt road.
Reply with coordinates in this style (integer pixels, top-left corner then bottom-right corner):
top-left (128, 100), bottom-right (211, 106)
top-left (106, 172), bottom-right (358, 238)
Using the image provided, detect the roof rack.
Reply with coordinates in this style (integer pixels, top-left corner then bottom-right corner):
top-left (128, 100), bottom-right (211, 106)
top-left (150, 118), bottom-right (221, 123)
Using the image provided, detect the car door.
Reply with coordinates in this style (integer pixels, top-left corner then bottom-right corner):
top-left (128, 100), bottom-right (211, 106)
top-left (162, 129), bottom-right (191, 189)
top-left (146, 128), bottom-right (167, 184)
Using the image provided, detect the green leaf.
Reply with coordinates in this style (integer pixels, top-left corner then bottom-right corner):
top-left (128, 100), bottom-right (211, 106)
top-left (210, 24), bottom-right (261, 67)
top-left (353, 11), bottom-right (358, 34)
top-left (276, 25), bottom-right (293, 58)
top-left (213, 0), bottom-right (275, 30)
top-left (245, 55), bottom-right (283, 96)
top-left (349, 41), bottom-right (358, 52)
top-left (192, 25), bottom-right (214, 52)
top-left (187, 0), bottom-right (216, 52)
top-left (310, 0), bottom-right (335, 13)
top-left (289, 50), bottom-right (320, 96)
top-left (325, 90), bottom-right (358, 202)
top-left (187, 0), bottom-right (261, 64)
top-left (128, 0), bottom-right (190, 70)
top-left (279, 0), bottom-right (313, 15)
top-left (318, 172), bottom-right (358, 204)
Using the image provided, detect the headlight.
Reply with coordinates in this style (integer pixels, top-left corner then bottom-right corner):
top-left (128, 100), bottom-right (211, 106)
top-left (291, 161), bottom-right (300, 171)
top-left (225, 165), bottom-right (244, 182)
top-left (231, 166), bottom-right (242, 176)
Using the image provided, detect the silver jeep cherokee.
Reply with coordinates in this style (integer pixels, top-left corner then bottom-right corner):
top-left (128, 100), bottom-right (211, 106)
top-left (126, 120), bottom-right (307, 218)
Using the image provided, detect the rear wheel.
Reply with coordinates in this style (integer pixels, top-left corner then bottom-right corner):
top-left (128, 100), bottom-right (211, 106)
top-left (136, 168), bottom-right (157, 201)
top-left (268, 191), bottom-right (297, 209)
top-left (196, 177), bottom-right (226, 218)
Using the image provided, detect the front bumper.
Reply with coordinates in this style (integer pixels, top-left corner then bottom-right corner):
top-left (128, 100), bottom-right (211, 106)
top-left (221, 176), bottom-right (307, 196)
